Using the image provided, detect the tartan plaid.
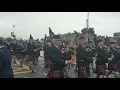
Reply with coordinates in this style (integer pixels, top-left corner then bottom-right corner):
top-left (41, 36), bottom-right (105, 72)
top-left (47, 62), bottom-right (65, 78)
top-left (78, 66), bottom-right (89, 78)
top-left (44, 59), bottom-right (51, 68)
top-left (34, 50), bottom-right (40, 58)
top-left (86, 62), bottom-right (90, 77)
top-left (117, 61), bottom-right (120, 72)
top-left (108, 63), bottom-right (118, 72)
top-left (96, 64), bottom-right (107, 75)
top-left (47, 71), bottom-right (53, 78)
top-left (77, 61), bottom-right (90, 78)
top-left (27, 54), bottom-right (33, 62)
top-left (48, 70), bottom-right (64, 78)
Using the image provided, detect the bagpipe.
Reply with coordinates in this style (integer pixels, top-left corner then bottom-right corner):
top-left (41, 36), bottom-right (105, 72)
top-left (62, 47), bottom-right (76, 69)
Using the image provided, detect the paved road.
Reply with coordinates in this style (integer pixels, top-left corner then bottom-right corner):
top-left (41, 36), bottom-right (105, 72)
top-left (13, 51), bottom-right (115, 78)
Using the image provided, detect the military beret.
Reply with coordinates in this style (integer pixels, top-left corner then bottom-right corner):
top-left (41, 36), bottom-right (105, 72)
top-left (52, 35), bottom-right (60, 39)
top-left (46, 39), bottom-right (51, 42)
top-left (97, 39), bottom-right (103, 44)
top-left (110, 41), bottom-right (117, 44)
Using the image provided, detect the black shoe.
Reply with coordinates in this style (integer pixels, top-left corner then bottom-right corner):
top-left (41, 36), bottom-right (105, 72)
top-left (66, 77), bottom-right (70, 78)
top-left (74, 69), bottom-right (78, 72)
top-left (32, 70), bottom-right (36, 73)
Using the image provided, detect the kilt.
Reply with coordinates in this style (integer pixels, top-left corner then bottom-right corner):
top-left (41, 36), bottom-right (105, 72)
top-left (78, 66), bottom-right (88, 78)
top-left (108, 63), bottom-right (118, 72)
top-left (27, 54), bottom-right (33, 62)
top-left (96, 64), bottom-right (107, 75)
top-left (34, 50), bottom-right (40, 58)
top-left (77, 61), bottom-right (89, 78)
top-left (86, 62), bottom-right (90, 77)
top-left (48, 70), bottom-right (64, 78)
top-left (118, 61), bottom-right (120, 72)
top-left (44, 59), bottom-right (51, 68)
top-left (37, 50), bottom-right (40, 57)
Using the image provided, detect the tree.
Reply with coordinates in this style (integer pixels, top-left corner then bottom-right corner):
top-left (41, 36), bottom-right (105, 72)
top-left (93, 34), bottom-right (97, 47)
top-left (74, 30), bottom-right (79, 45)
top-left (5, 37), bottom-right (13, 42)
top-left (81, 28), bottom-right (87, 34)
top-left (105, 35), bottom-right (110, 47)
top-left (41, 38), bottom-right (44, 41)
top-left (0, 37), bottom-right (4, 40)
top-left (88, 27), bottom-right (94, 35)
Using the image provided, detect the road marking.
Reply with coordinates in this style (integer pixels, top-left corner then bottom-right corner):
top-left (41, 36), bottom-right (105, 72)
top-left (12, 67), bottom-right (19, 69)
top-left (12, 59), bottom-right (31, 73)
top-left (14, 70), bottom-right (33, 74)
top-left (43, 73), bottom-right (47, 76)
top-left (13, 68), bottom-right (24, 72)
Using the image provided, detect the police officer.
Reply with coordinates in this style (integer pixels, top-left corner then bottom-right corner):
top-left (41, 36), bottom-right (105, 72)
top-left (47, 35), bottom-right (73, 78)
top-left (0, 38), bottom-right (14, 78)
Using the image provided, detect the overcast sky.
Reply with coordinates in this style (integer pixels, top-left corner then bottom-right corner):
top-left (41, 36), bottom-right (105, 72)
top-left (0, 12), bottom-right (120, 40)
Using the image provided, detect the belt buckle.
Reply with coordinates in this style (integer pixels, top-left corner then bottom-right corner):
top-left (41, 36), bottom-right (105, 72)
top-left (81, 60), bottom-right (84, 61)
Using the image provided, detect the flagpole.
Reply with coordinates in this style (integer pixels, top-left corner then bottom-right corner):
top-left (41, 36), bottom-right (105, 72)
top-left (86, 12), bottom-right (89, 41)
top-left (87, 12), bottom-right (89, 30)
top-left (13, 25), bottom-right (15, 35)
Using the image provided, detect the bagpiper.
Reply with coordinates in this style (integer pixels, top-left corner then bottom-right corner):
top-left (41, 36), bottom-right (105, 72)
top-left (107, 41), bottom-right (120, 78)
top-left (93, 39), bottom-right (108, 78)
top-left (47, 35), bottom-right (73, 78)
top-left (43, 40), bottom-right (52, 68)
top-left (76, 37), bottom-right (92, 78)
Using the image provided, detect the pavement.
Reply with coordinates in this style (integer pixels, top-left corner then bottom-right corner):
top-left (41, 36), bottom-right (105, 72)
top-left (12, 51), bottom-right (116, 78)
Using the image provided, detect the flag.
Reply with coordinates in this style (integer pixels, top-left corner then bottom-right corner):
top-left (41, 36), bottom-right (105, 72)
top-left (49, 27), bottom-right (54, 38)
top-left (74, 30), bottom-right (79, 45)
top-left (44, 34), bottom-right (47, 44)
top-left (30, 34), bottom-right (33, 40)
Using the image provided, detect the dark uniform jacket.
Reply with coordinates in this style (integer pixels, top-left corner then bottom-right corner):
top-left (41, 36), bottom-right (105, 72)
top-left (107, 47), bottom-right (119, 64)
top-left (95, 47), bottom-right (108, 64)
top-left (0, 47), bottom-right (14, 78)
top-left (26, 42), bottom-right (34, 54)
top-left (63, 49), bottom-right (74, 60)
top-left (76, 45), bottom-right (90, 62)
top-left (9, 43), bottom-right (17, 51)
top-left (47, 45), bottom-right (66, 71)
top-left (43, 44), bottom-right (51, 59)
